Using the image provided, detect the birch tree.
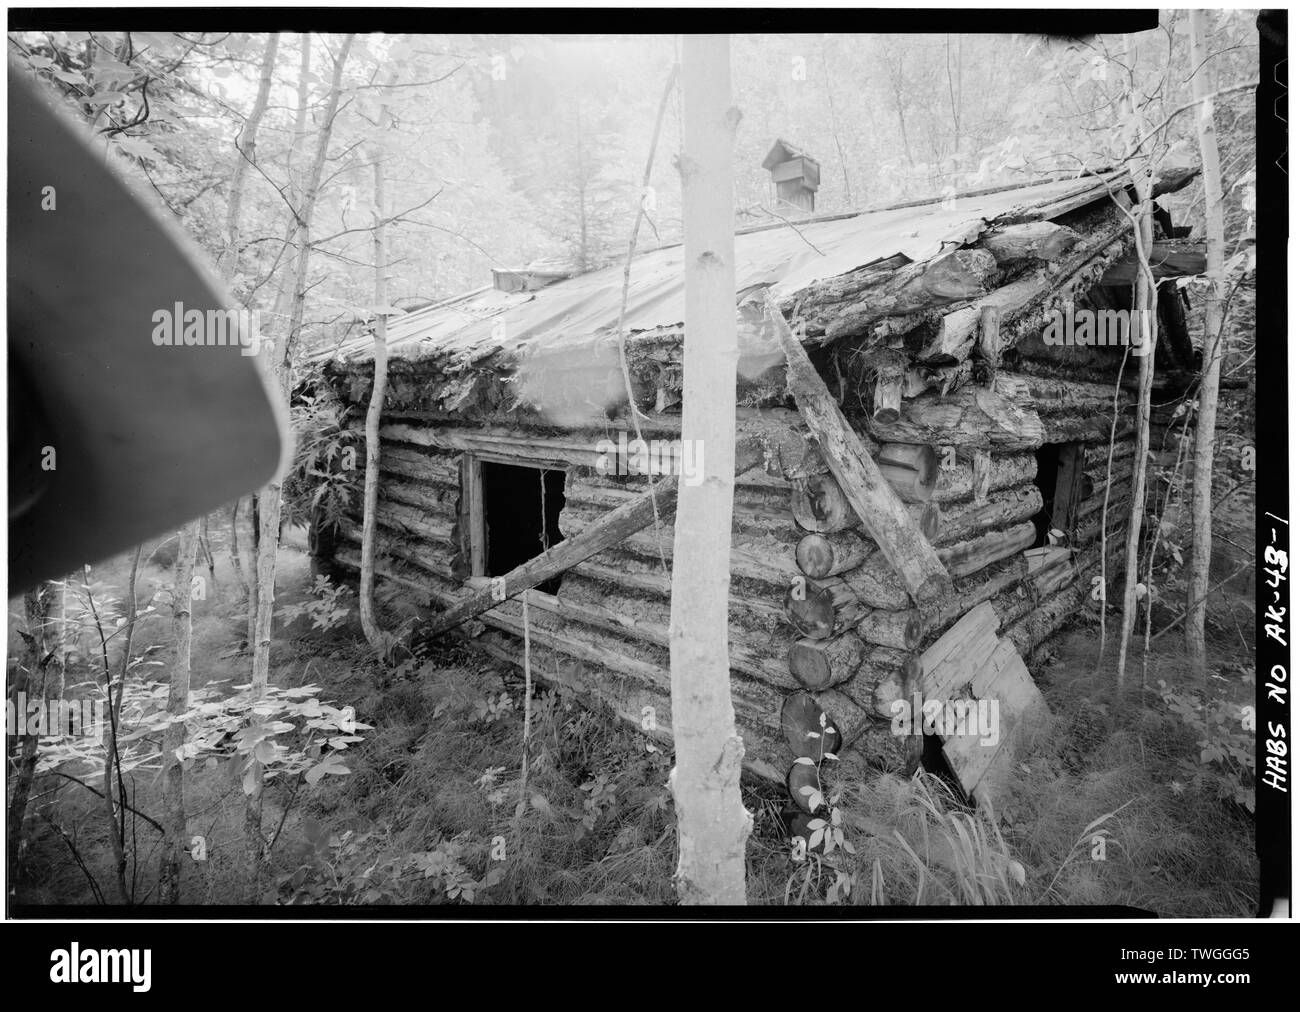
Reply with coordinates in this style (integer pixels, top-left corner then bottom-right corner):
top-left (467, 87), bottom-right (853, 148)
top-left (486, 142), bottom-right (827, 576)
top-left (668, 33), bottom-right (751, 905)
top-left (1184, 9), bottom-right (1228, 674)
top-left (359, 96), bottom-right (392, 658)
top-left (157, 32), bottom-right (283, 904)
top-left (1115, 101), bottom-right (1159, 688)
top-left (159, 524), bottom-right (200, 902)
top-left (245, 32), bottom-right (355, 901)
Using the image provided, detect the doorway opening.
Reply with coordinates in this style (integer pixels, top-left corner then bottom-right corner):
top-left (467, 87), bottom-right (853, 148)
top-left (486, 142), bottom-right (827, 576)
top-left (1031, 442), bottom-right (1083, 548)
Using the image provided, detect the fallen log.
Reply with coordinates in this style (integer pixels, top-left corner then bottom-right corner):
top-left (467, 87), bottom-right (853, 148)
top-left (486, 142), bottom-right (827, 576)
top-left (752, 290), bottom-right (950, 603)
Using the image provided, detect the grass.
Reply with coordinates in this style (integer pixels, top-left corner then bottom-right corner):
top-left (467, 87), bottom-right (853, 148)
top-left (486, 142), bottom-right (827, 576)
top-left (8, 525), bottom-right (1258, 911)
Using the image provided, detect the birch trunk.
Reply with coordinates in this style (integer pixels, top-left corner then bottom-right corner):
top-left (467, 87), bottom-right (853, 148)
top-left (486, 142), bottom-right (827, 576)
top-left (151, 24), bottom-right (277, 885)
top-left (159, 524), bottom-right (199, 904)
top-left (245, 33), bottom-right (355, 901)
top-left (359, 140), bottom-right (390, 654)
top-left (1115, 154), bottom-right (1157, 688)
top-left (1184, 9), bottom-right (1227, 675)
top-left (668, 34), bottom-right (751, 905)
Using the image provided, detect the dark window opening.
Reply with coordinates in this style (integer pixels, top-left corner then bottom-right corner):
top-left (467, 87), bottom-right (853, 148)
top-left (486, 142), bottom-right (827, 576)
top-left (481, 461), bottom-right (567, 594)
top-left (1031, 444), bottom-right (1061, 547)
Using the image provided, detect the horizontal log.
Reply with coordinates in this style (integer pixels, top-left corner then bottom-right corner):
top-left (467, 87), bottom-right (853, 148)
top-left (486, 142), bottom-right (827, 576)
top-left (336, 522), bottom-right (462, 581)
top-left (831, 648), bottom-right (922, 719)
top-left (552, 578), bottom-right (797, 691)
top-left (1040, 413), bottom-right (1136, 445)
top-left (379, 477), bottom-right (459, 514)
top-left (565, 561), bottom-right (787, 633)
top-left (980, 221), bottom-right (1081, 265)
top-left (377, 444), bottom-right (462, 485)
top-left (1099, 239), bottom-right (1207, 285)
top-left (335, 546), bottom-right (462, 595)
top-left (933, 485), bottom-right (1042, 547)
top-left (792, 472), bottom-right (941, 531)
top-left (1003, 581), bottom-right (1087, 659)
top-left (784, 578), bottom-right (863, 640)
top-left (788, 634), bottom-right (866, 691)
top-left (467, 624), bottom-right (789, 782)
top-left (559, 498), bottom-right (800, 546)
top-left (566, 473), bottom-right (791, 519)
top-left (363, 499), bottom-right (456, 544)
top-left (1083, 439), bottom-right (1137, 468)
top-left (905, 359), bottom-right (973, 398)
top-left (933, 451), bottom-right (1037, 504)
top-left (876, 443), bottom-right (940, 502)
top-left (855, 607), bottom-right (923, 651)
top-left (1077, 482), bottom-right (1132, 520)
top-left (921, 555), bottom-right (1028, 635)
top-left (925, 219), bottom-right (1130, 357)
top-left (423, 466), bottom-right (681, 637)
top-left (938, 521), bottom-right (1037, 580)
top-left (781, 691), bottom-right (844, 759)
top-left (867, 385), bottom-right (1045, 451)
top-left (814, 247), bottom-right (1000, 342)
top-left (796, 530), bottom-right (872, 578)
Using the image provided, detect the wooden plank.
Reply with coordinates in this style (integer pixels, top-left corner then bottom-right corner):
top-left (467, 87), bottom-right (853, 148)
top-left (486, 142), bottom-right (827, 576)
top-left (943, 643), bottom-right (1048, 808)
top-left (918, 601), bottom-right (999, 702)
top-left (749, 289), bottom-right (951, 604)
top-left (459, 454), bottom-right (485, 577)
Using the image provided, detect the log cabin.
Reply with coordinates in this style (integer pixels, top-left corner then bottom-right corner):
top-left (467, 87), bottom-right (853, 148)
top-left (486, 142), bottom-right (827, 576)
top-left (307, 145), bottom-right (1202, 815)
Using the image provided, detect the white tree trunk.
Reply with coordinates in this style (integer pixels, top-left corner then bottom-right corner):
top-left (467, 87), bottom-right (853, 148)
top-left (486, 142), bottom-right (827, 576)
top-left (668, 34), bottom-right (751, 905)
top-left (1116, 202), bottom-right (1156, 687)
top-left (1185, 9), bottom-right (1227, 674)
top-left (359, 142), bottom-right (390, 654)
top-left (160, 523), bottom-right (199, 903)
top-left (245, 32), bottom-right (355, 902)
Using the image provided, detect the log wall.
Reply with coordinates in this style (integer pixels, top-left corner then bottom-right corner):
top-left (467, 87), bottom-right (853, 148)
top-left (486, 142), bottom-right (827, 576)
top-left (319, 367), bottom-right (1138, 785)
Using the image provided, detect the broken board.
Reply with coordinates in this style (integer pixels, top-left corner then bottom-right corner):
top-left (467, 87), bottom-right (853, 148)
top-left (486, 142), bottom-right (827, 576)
top-left (941, 636), bottom-right (1049, 812)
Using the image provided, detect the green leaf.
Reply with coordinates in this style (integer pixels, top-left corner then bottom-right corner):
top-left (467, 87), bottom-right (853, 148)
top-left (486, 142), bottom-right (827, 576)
top-left (304, 753), bottom-right (350, 786)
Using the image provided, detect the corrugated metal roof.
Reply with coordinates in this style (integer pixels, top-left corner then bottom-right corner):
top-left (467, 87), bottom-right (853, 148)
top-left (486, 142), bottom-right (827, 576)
top-left (318, 171), bottom-right (1126, 368)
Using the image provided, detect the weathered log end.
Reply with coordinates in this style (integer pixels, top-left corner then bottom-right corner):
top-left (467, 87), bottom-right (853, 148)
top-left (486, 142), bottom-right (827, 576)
top-left (795, 530), bottom-right (871, 579)
top-left (780, 691), bottom-right (843, 758)
top-left (788, 634), bottom-right (865, 691)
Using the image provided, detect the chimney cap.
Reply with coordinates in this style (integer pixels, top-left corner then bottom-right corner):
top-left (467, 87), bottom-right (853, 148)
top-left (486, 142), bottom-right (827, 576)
top-left (762, 138), bottom-right (819, 172)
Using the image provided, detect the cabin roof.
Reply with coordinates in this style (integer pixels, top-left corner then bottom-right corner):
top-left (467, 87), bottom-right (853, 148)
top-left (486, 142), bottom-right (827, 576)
top-left (316, 170), bottom-right (1129, 370)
